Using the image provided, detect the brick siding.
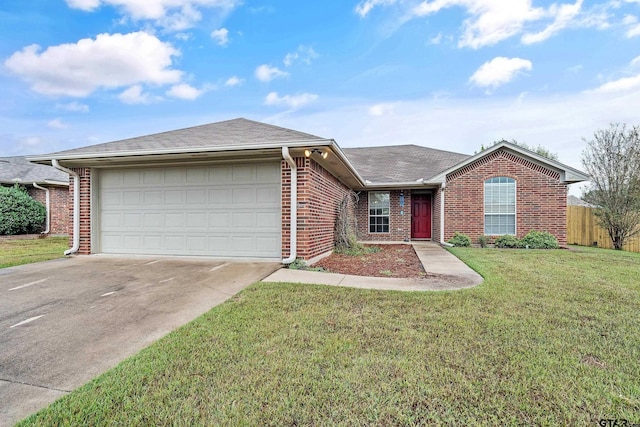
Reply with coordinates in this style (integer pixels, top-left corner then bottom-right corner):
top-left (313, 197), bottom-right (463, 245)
top-left (28, 186), bottom-right (70, 235)
top-left (282, 157), bottom-right (353, 260)
top-left (444, 149), bottom-right (568, 245)
top-left (69, 167), bottom-right (92, 254)
top-left (355, 190), bottom-right (413, 242)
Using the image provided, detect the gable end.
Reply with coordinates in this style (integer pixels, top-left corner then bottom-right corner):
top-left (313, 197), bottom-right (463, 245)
top-left (446, 149), bottom-right (560, 182)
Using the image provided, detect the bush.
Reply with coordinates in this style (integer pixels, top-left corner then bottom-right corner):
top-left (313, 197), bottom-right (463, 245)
top-left (494, 235), bottom-right (521, 248)
top-left (520, 230), bottom-right (559, 249)
top-left (477, 235), bottom-right (488, 248)
top-left (0, 185), bottom-right (46, 235)
top-left (447, 232), bottom-right (471, 247)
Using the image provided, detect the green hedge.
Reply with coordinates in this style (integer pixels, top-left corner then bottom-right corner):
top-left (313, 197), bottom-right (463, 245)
top-left (0, 185), bottom-right (46, 235)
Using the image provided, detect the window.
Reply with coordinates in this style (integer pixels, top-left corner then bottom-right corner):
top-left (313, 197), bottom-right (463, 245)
top-left (369, 192), bottom-right (390, 233)
top-left (484, 177), bottom-right (516, 235)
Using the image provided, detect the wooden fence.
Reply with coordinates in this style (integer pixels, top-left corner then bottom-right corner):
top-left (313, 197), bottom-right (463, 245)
top-left (567, 205), bottom-right (640, 252)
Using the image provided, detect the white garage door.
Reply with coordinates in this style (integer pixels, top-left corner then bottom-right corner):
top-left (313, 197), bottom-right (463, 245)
top-left (98, 163), bottom-right (281, 258)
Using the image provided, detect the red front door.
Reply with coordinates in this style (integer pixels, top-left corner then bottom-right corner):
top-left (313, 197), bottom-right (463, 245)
top-left (411, 194), bottom-right (432, 239)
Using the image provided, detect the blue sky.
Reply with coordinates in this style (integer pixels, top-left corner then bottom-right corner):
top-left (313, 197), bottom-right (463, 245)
top-left (1, 0), bottom-right (639, 193)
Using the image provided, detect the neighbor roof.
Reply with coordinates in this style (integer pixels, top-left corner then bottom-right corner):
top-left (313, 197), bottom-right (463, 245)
top-left (343, 145), bottom-right (470, 184)
top-left (0, 156), bottom-right (68, 185)
top-left (33, 118), bottom-right (329, 160)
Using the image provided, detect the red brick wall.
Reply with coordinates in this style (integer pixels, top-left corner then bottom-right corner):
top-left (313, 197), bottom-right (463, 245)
top-left (282, 157), bottom-right (353, 260)
top-left (26, 186), bottom-right (69, 235)
top-left (432, 187), bottom-right (442, 243)
top-left (444, 149), bottom-right (568, 245)
top-left (69, 168), bottom-right (92, 254)
top-left (355, 190), bottom-right (413, 241)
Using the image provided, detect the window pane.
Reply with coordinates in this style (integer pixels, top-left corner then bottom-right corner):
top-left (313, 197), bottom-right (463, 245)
top-left (484, 177), bottom-right (515, 235)
top-left (368, 191), bottom-right (390, 233)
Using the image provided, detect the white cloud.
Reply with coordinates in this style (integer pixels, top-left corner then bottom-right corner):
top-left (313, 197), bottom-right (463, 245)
top-left (225, 76), bottom-right (244, 86)
top-left (118, 85), bottom-right (154, 104)
top-left (469, 57), bottom-right (532, 90)
top-left (255, 64), bottom-right (289, 82)
top-left (65, 0), bottom-right (239, 30)
top-left (47, 118), bottom-right (69, 129)
top-left (355, 0), bottom-right (398, 17)
top-left (521, 0), bottom-right (583, 44)
top-left (590, 75), bottom-right (640, 93)
top-left (175, 32), bottom-right (192, 41)
top-left (166, 83), bottom-right (203, 100)
top-left (368, 103), bottom-right (396, 116)
top-left (429, 32), bottom-right (443, 44)
top-left (4, 32), bottom-right (182, 97)
top-left (362, 0), bottom-right (587, 48)
top-left (66, 0), bottom-right (100, 10)
top-left (56, 101), bottom-right (89, 113)
top-left (211, 28), bottom-right (229, 45)
top-left (283, 46), bottom-right (318, 67)
top-left (589, 55), bottom-right (640, 93)
top-left (264, 92), bottom-right (318, 109)
top-left (623, 14), bottom-right (640, 37)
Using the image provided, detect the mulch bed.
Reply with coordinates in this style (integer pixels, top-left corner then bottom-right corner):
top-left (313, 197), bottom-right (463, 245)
top-left (313, 244), bottom-right (427, 278)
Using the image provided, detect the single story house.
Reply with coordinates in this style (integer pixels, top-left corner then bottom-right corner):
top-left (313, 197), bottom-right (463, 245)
top-left (30, 118), bottom-right (588, 261)
top-left (0, 156), bottom-right (69, 235)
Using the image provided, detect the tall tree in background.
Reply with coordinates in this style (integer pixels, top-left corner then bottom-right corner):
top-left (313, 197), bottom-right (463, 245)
top-left (582, 123), bottom-right (640, 250)
top-left (479, 139), bottom-right (559, 161)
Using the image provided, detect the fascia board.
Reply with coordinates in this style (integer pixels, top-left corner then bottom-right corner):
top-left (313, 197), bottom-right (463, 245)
top-left (27, 139), bottom-right (334, 163)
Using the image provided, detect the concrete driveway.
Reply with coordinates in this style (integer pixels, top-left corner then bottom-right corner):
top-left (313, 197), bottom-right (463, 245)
top-left (0, 256), bottom-right (279, 426)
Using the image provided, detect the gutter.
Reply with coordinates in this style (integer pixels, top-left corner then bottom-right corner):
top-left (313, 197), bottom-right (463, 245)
top-left (52, 160), bottom-right (80, 255)
top-left (281, 146), bottom-right (297, 264)
top-left (32, 182), bottom-right (50, 234)
top-left (28, 139), bottom-right (336, 163)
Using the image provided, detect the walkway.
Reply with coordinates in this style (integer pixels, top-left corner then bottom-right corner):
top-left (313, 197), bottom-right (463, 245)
top-left (262, 242), bottom-right (483, 291)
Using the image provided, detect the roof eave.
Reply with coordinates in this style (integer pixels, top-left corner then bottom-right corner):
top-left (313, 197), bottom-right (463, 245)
top-left (355, 180), bottom-right (442, 190)
top-left (27, 139), bottom-right (335, 164)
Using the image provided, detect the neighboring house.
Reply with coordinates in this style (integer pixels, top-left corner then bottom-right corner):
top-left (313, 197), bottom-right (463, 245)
top-left (29, 118), bottom-right (589, 261)
top-left (567, 195), bottom-right (594, 207)
top-left (0, 156), bottom-right (69, 235)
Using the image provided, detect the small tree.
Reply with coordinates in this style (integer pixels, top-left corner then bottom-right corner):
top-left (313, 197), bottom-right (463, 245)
top-left (335, 191), bottom-right (359, 250)
top-left (0, 184), bottom-right (46, 235)
top-left (581, 123), bottom-right (640, 250)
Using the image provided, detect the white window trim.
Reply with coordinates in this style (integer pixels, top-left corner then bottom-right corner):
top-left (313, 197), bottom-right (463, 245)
top-left (368, 191), bottom-right (390, 234)
top-left (484, 177), bottom-right (517, 236)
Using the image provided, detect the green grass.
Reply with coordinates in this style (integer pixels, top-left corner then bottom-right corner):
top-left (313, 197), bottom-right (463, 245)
top-left (0, 236), bottom-right (68, 269)
top-left (18, 246), bottom-right (640, 426)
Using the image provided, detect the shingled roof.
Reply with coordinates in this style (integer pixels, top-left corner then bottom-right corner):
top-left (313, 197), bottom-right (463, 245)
top-left (0, 156), bottom-right (68, 185)
top-left (342, 145), bottom-right (470, 183)
top-left (41, 118), bottom-right (328, 159)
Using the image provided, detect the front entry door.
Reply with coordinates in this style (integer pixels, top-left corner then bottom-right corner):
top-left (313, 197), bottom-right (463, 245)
top-left (411, 194), bottom-right (432, 239)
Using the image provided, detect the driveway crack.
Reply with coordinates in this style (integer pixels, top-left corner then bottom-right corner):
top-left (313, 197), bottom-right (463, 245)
top-left (0, 377), bottom-right (71, 393)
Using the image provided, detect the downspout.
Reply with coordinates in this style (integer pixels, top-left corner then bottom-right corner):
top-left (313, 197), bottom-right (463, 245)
top-left (281, 147), bottom-right (297, 264)
top-left (440, 183), bottom-right (453, 247)
top-left (52, 160), bottom-right (80, 255)
top-left (32, 183), bottom-right (50, 234)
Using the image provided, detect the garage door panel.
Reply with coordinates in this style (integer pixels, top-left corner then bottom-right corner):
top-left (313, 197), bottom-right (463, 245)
top-left (122, 170), bottom-right (142, 185)
top-left (99, 163), bottom-right (281, 257)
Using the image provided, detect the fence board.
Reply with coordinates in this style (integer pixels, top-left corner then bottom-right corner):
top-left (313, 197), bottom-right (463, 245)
top-left (567, 205), bottom-right (640, 252)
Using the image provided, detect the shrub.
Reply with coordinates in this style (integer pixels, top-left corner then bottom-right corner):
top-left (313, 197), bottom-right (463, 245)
top-left (0, 185), bottom-right (46, 235)
top-left (447, 232), bottom-right (471, 247)
top-left (520, 230), bottom-right (559, 249)
top-left (477, 235), bottom-right (488, 248)
top-left (494, 235), bottom-right (521, 248)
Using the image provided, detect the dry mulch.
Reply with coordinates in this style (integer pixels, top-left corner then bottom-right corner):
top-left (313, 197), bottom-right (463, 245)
top-left (313, 244), bottom-right (427, 278)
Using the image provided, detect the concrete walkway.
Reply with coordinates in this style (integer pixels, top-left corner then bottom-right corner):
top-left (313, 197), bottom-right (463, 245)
top-left (262, 242), bottom-right (483, 291)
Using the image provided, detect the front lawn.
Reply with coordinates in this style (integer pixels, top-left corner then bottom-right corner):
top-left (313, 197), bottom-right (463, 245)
top-left (19, 246), bottom-right (640, 426)
top-left (0, 236), bottom-right (68, 269)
